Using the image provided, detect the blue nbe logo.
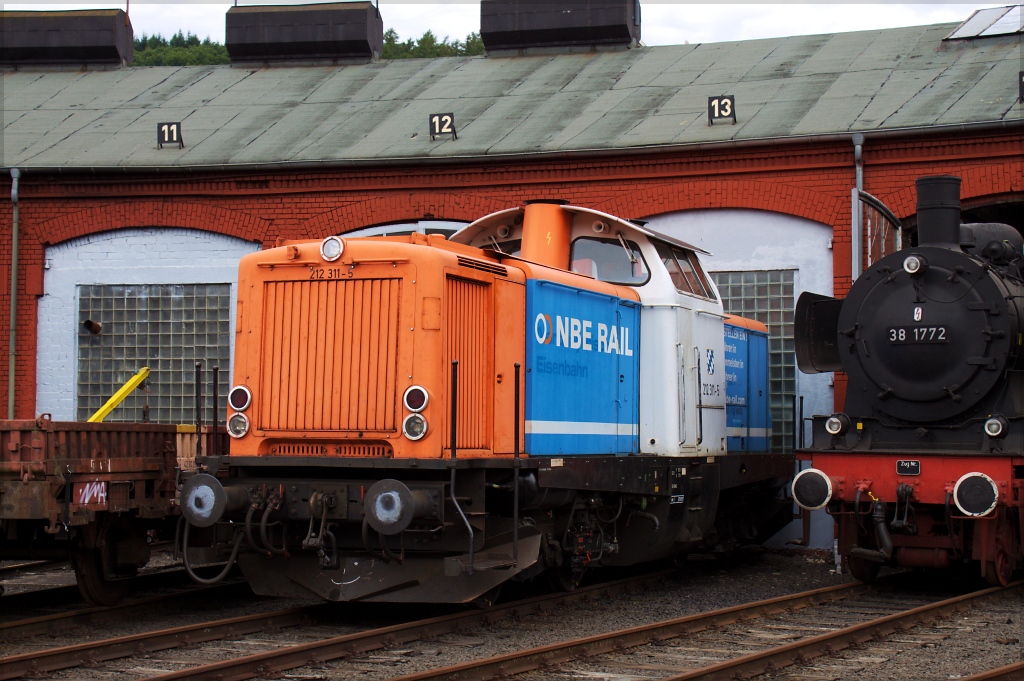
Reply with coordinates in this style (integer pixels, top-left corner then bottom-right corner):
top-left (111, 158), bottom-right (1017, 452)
top-left (533, 312), bottom-right (633, 356)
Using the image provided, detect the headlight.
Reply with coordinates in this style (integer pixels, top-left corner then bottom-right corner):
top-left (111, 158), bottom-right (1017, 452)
top-left (903, 254), bottom-right (927, 276)
top-left (403, 385), bottom-right (429, 412)
top-left (825, 413), bottom-right (851, 436)
top-left (320, 236), bottom-right (344, 262)
top-left (227, 413), bottom-right (250, 438)
top-left (984, 415), bottom-right (1008, 439)
top-left (402, 413), bottom-right (428, 441)
top-left (228, 385), bottom-right (252, 412)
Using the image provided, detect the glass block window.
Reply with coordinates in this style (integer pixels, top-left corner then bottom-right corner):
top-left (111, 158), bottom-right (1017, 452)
top-left (710, 270), bottom-right (796, 453)
top-left (77, 284), bottom-right (231, 424)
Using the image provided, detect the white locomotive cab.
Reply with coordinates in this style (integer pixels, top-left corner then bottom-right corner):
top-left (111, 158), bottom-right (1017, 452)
top-left (557, 209), bottom-right (728, 457)
top-left (636, 262), bottom-right (727, 456)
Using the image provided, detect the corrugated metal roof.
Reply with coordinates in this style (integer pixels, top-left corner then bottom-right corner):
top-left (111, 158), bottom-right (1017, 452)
top-left (2, 20), bottom-right (1021, 171)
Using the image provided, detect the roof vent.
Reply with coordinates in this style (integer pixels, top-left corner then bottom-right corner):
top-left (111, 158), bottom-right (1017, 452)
top-left (226, 2), bottom-right (383, 64)
top-left (481, 0), bottom-right (641, 53)
top-left (0, 10), bottom-right (133, 67)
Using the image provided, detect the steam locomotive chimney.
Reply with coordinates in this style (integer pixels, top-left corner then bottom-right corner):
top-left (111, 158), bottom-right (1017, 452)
top-left (520, 200), bottom-right (572, 270)
top-left (916, 175), bottom-right (962, 250)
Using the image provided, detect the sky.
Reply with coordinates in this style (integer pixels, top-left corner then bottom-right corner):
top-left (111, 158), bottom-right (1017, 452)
top-left (2, 2), bottom-right (1008, 46)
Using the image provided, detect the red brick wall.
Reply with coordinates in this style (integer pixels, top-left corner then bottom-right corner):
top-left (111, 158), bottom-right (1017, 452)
top-left (1, 131), bottom-right (1020, 417)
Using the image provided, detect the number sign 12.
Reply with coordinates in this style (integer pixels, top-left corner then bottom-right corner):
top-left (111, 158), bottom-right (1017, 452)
top-left (158, 122), bottom-right (184, 149)
top-left (429, 113), bottom-right (457, 141)
top-left (707, 96), bottom-right (736, 126)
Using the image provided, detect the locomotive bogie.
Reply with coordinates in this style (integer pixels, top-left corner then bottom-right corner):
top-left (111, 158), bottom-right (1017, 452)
top-left (184, 454), bottom-right (789, 601)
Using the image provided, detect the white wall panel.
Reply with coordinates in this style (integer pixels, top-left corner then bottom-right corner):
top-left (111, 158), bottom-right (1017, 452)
top-left (37, 228), bottom-right (261, 421)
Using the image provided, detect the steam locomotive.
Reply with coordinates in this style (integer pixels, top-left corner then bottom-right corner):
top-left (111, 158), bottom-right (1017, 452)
top-left (178, 201), bottom-right (792, 603)
top-left (793, 176), bottom-right (1023, 585)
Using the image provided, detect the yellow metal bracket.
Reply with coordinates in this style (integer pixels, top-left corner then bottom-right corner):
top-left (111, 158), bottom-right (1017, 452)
top-left (87, 367), bottom-right (150, 423)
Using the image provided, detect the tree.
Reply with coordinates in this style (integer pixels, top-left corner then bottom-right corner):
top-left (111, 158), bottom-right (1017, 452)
top-left (132, 32), bottom-right (229, 66)
top-left (383, 29), bottom-right (485, 59)
top-left (129, 27), bottom-right (483, 67)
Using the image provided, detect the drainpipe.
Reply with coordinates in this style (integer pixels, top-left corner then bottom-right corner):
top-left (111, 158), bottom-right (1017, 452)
top-left (8, 168), bottom-right (20, 420)
top-left (851, 133), bottom-right (864, 279)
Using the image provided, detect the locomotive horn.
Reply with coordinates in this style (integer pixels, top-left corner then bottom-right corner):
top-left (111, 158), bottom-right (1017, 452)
top-left (916, 175), bottom-right (961, 250)
top-left (180, 474), bottom-right (249, 527)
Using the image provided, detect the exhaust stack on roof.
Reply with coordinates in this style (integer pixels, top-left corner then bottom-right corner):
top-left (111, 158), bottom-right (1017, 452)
top-left (226, 2), bottom-right (383, 65)
top-left (481, 0), bottom-right (641, 54)
top-left (0, 10), bottom-right (133, 67)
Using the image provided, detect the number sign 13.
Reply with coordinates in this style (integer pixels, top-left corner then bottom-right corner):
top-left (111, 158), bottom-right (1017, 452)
top-left (429, 113), bottom-right (457, 141)
top-left (707, 96), bottom-right (736, 126)
top-left (157, 122), bottom-right (184, 149)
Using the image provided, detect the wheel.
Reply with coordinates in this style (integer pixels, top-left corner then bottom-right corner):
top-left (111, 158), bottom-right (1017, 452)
top-left (546, 563), bottom-right (582, 592)
top-left (71, 516), bottom-right (146, 606)
top-left (846, 555), bottom-right (881, 583)
top-left (985, 510), bottom-right (1019, 587)
top-left (72, 547), bottom-right (131, 606)
top-left (984, 553), bottom-right (1012, 587)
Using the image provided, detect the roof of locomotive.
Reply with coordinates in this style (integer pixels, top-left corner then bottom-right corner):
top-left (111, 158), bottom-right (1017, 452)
top-left (452, 204), bottom-right (711, 255)
top-left (3, 16), bottom-right (1021, 171)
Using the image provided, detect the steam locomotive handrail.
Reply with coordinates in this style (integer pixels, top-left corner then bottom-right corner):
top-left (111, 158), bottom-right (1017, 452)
top-left (858, 189), bottom-right (902, 229)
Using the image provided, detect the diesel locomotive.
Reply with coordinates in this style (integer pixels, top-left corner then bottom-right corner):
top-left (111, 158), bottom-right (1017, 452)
top-left (794, 176), bottom-right (1023, 585)
top-left (179, 201), bottom-right (792, 603)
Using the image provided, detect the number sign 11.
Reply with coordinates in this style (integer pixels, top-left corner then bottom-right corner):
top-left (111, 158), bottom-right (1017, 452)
top-left (707, 96), bottom-right (736, 126)
top-left (429, 113), bottom-right (457, 141)
top-left (158, 122), bottom-right (184, 149)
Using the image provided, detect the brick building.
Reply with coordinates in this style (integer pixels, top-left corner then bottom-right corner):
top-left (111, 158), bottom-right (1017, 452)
top-left (2, 3), bottom-right (1022, 463)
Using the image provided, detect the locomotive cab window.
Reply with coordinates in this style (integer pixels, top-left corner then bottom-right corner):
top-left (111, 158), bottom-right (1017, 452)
top-left (654, 241), bottom-right (717, 300)
top-left (570, 236), bottom-right (649, 286)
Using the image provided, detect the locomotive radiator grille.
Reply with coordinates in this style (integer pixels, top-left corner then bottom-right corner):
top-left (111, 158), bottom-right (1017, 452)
top-left (268, 443), bottom-right (392, 457)
top-left (445, 276), bottom-right (492, 450)
top-left (259, 279), bottom-right (401, 433)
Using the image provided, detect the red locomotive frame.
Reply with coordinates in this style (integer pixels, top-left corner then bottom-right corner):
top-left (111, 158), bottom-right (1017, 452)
top-left (798, 450), bottom-right (1023, 584)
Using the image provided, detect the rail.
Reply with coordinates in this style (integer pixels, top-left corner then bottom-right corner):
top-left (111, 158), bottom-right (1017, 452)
top-left (135, 570), bottom-right (680, 681)
top-left (386, 581), bottom-right (1021, 681)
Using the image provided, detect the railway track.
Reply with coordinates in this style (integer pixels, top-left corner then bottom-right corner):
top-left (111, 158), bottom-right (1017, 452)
top-left (0, 570), bottom-right (677, 680)
top-left (128, 579), bottom-right (1017, 681)
top-left (1, 581), bottom-right (251, 643)
top-left (963, 660), bottom-right (1024, 681)
top-left (0, 568), bottom-right (235, 623)
top-left (378, 581), bottom-right (1020, 681)
top-left (0, 560), bottom-right (52, 576)
top-left (0, 560), bottom-right (64, 598)
top-left (5, 562), bottom-right (1017, 681)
